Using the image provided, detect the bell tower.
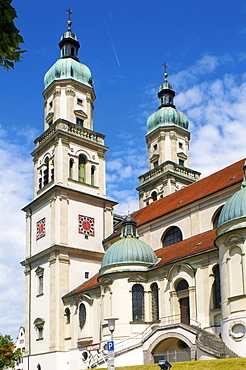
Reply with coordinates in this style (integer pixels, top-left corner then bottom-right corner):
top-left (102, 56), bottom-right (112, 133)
top-left (136, 66), bottom-right (200, 208)
top-left (22, 15), bottom-right (117, 369)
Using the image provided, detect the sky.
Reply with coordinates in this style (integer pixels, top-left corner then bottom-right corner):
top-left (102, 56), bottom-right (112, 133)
top-left (1, 0), bottom-right (246, 340)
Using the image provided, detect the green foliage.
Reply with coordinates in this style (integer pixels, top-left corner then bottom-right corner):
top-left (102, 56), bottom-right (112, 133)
top-left (0, 334), bottom-right (22, 370)
top-left (0, 0), bottom-right (26, 70)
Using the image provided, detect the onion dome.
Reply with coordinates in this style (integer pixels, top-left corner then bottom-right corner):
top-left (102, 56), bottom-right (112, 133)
top-left (100, 216), bottom-right (158, 274)
top-left (147, 68), bottom-right (189, 134)
top-left (218, 162), bottom-right (246, 228)
top-left (44, 19), bottom-right (93, 89)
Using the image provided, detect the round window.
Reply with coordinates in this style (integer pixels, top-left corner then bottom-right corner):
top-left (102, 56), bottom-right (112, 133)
top-left (178, 339), bottom-right (189, 349)
top-left (231, 324), bottom-right (245, 340)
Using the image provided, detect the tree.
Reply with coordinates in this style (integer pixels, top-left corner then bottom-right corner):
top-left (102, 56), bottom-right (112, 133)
top-left (0, 334), bottom-right (22, 369)
top-left (0, 0), bottom-right (26, 70)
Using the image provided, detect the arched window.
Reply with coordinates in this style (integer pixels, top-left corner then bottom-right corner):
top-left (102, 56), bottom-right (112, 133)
top-left (212, 207), bottom-right (223, 229)
top-left (151, 191), bottom-right (157, 202)
top-left (79, 303), bottom-right (86, 329)
top-left (91, 166), bottom-right (95, 186)
top-left (163, 226), bottom-right (182, 247)
top-left (151, 283), bottom-right (159, 322)
top-left (132, 284), bottom-right (144, 322)
top-left (78, 155), bottom-right (86, 183)
top-left (69, 158), bottom-right (74, 179)
top-left (176, 279), bottom-right (189, 292)
top-left (65, 307), bottom-right (71, 324)
top-left (43, 157), bottom-right (49, 186)
top-left (212, 265), bottom-right (221, 309)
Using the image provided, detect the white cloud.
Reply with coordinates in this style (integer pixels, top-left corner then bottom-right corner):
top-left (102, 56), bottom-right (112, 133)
top-left (0, 130), bottom-right (33, 339)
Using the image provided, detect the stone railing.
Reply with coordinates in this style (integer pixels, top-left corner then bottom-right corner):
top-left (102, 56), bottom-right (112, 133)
top-left (34, 119), bottom-right (105, 147)
top-left (139, 160), bottom-right (201, 185)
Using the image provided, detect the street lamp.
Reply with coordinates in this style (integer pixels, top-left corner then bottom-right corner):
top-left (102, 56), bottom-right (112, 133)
top-left (158, 359), bottom-right (172, 369)
top-left (104, 317), bottom-right (119, 370)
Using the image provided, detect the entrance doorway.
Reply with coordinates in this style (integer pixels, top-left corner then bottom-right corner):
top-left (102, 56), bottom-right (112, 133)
top-left (179, 297), bottom-right (190, 325)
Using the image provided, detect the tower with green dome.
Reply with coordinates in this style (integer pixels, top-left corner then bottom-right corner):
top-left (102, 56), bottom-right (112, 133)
top-left (22, 16), bottom-right (117, 369)
top-left (137, 67), bottom-right (200, 208)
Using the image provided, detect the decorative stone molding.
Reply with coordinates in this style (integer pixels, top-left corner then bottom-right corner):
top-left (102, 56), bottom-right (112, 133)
top-left (229, 321), bottom-right (246, 341)
top-left (65, 88), bottom-right (75, 96)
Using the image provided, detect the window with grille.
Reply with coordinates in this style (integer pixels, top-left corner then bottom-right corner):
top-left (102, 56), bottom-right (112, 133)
top-left (132, 284), bottom-right (144, 322)
top-left (79, 303), bottom-right (86, 328)
top-left (163, 226), bottom-right (182, 247)
top-left (213, 265), bottom-right (221, 309)
top-left (151, 283), bottom-right (159, 322)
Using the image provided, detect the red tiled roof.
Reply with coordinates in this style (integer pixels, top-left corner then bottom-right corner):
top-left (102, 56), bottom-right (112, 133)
top-left (63, 273), bottom-right (100, 298)
top-left (153, 228), bottom-right (217, 268)
top-left (106, 158), bottom-right (245, 242)
top-left (65, 230), bottom-right (217, 297)
top-left (134, 158), bottom-right (244, 227)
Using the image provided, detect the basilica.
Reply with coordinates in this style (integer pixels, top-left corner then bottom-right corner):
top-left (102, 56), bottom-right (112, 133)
top-left (21, 19), bottom-right (246, 370)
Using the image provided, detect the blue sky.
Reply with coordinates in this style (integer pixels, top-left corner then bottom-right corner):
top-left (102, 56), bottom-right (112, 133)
top-left (1, 0), bottom-right (246, 339)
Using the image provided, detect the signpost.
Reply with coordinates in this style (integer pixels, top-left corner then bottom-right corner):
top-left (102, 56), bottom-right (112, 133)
top-left (104, 317), bottom-right (119, 370)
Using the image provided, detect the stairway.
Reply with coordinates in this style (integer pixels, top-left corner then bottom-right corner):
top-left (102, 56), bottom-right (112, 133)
top-left (196, 329), bottom-right (238, 359)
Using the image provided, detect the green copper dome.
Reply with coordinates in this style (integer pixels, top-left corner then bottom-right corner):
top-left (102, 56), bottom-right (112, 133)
top-left (44, 58), bottom-right (93, 88)
top-left (218, 163), bottom-right (246, 227)
top-left (146, 69), bottom-right (189, 134)
top-left (101, 216), bottom-right (158, 271)
top-left (147, 106), bottom-right (189, 134)
top-left (44, 20), bottom-right (94, 89)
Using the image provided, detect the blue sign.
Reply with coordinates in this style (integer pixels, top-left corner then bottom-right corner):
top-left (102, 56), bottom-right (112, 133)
top-left (107, 341), bottom-right (114, 351)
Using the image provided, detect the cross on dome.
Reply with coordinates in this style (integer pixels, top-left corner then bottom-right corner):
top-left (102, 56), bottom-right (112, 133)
top-left (66, 8), bottom-right (73, 30)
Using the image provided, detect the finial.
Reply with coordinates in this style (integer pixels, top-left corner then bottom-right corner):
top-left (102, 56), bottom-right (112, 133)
top-left (66, 8), bottom-right (73, 30)
top-left (127, 205), bottom-right (131, 216)
top-left (163, 63), bottom-right (168, 81)
top-left (241, 161), bottom-right (246, 188)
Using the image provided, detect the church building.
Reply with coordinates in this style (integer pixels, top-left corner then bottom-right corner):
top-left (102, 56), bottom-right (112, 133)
top-left (21, 19), bottom-right (246, 370)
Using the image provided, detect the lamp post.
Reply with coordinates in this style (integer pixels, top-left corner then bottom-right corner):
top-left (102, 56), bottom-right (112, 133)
top-left (104, 317), bottom-right (119, 370)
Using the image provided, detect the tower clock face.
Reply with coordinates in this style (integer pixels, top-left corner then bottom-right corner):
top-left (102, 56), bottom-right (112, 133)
top-left (78, 215), bottom-right (95, 236)
top-left (36, 218), bottom-right (46, 240)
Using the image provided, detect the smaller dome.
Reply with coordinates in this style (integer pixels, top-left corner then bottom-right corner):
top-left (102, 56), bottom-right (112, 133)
top-left (101, 216), bottom-right (158, 272)
top-left (218, 163), bottom-right (246, 227)
top-left (147, 106), bottom-right (189, 134)
top-left (44, 58), bottom-right (93, 89)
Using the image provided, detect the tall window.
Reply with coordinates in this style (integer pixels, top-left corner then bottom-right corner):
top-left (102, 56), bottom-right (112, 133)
top-left (132, 284), bottom-right (144, 322)
top-left (212, 207), bottom-right (223, 229)
top-left (38, 275), bottom-right (43, 295)
top-left (91, 166), bottom-right (95, 186)
top-left (79, 303), bottom-right (86, 329)
top-left (69, 158), bottom-right (74, 179)
top-left (151, 283), bottom-right (159, 322)
top-left (43, 157), bottom-right (49, 186)
top-left (35, 267), bottom-right (44, 296)
top-left (151, 191), bottom-right (157, 202)
top-left (34, 318), bottom-right (45, 340)
top-left (78, 155), bottom-right (86, 183)
top-left (65, 308), bottom-right (71, 324)
top-left (213, 265), bottom-right (221, 309)
top-left (163, 226), bottom-right (182, 247)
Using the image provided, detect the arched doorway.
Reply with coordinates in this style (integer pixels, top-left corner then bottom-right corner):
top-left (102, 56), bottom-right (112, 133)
top-left (176, 280), bottom-right (190, 325)
top-left (152, 337), bottom-right (191, 363)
